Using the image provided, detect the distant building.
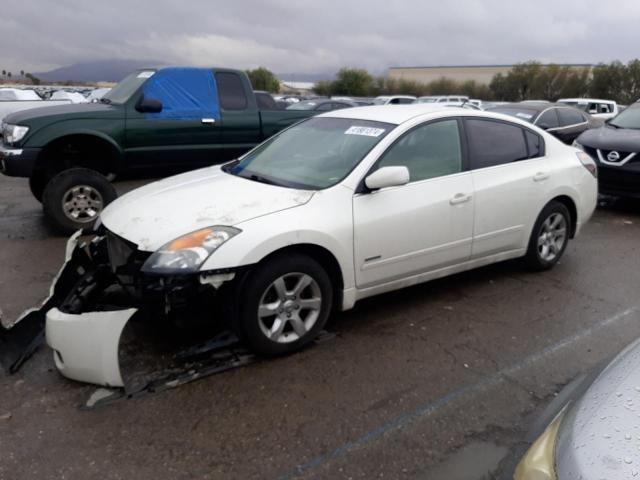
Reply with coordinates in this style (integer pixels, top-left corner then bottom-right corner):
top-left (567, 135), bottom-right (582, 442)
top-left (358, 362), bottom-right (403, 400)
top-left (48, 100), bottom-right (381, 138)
top-left (388, 64), bottom-right (593, 85)
top-left (280, 81), bottom-right (316, 95)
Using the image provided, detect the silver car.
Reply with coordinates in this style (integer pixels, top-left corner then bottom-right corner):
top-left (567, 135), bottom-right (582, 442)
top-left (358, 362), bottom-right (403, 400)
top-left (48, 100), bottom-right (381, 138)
top-left (515, 338), bottom-right (640, 479)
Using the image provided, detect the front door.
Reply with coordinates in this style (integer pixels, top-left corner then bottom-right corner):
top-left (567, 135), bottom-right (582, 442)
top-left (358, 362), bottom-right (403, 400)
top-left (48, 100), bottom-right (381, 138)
top-left (353, 119), bottom-right (474, 288)
top-left (125, 68), bottom-right (222, 168)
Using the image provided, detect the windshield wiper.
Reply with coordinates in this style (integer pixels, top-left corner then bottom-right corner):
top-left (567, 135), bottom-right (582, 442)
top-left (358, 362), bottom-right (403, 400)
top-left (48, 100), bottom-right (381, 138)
top-left (247, 174), bottom-right (282, 186)
top-left (99, 98), bottom-right (111, 104)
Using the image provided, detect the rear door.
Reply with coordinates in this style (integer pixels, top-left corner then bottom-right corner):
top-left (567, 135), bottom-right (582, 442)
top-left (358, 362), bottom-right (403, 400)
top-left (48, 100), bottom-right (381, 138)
top-left (124, 68), bottom-right (223, 167)
top-left (465, 118), bottom-right (550, 258)
top-left (353, 118), bottom-right (474, 288)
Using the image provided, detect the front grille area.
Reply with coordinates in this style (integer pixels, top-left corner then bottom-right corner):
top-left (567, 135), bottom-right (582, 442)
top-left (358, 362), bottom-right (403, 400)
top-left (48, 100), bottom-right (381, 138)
top-left (599, 167), bottom-right (640, 196)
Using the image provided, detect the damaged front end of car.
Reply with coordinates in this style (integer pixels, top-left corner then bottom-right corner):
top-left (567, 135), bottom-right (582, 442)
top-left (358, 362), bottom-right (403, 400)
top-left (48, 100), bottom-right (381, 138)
top-left (0, 227), bottom-right (248, 390)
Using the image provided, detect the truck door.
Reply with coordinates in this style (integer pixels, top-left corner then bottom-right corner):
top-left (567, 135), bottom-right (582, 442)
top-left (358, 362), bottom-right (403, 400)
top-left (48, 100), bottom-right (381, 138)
top-left (214, 71), bottom-right (261, 161)
top-left (124, 68), bottom-right (223, 168)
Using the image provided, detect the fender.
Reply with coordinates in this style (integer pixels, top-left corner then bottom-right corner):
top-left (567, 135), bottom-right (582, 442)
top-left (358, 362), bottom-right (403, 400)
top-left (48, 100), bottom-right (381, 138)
top-left (30, 125), bottom-right (126, 173)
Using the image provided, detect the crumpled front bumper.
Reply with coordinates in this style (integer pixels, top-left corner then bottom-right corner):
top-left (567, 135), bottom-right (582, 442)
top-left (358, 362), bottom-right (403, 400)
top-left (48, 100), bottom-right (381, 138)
top-left (46, 307), bottom-right (136, 387)
top-left (1, 227), bottom-right (238, 390)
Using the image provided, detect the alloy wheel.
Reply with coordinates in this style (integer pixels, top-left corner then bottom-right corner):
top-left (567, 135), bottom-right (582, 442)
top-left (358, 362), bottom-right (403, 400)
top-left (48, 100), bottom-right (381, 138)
top-left (257, 272), bottom-right (322, 344)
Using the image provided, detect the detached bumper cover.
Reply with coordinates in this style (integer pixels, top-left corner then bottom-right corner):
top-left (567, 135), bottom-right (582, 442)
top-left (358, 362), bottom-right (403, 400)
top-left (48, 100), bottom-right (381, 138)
top-left (0, 231), bottom-right (83, 373)
top-left (0, 144), bottom-right (41, 177)
top-left (46, 308), bottom-right (136, 387)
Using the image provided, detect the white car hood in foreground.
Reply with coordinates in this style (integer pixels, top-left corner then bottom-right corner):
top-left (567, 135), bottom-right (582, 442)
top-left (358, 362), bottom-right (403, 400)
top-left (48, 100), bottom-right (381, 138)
top-left (101, 166), bottom-right (314, 252)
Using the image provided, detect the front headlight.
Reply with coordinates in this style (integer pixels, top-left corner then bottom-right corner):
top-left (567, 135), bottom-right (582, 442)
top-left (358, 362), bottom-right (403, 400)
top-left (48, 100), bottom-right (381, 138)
top-left (514, 408), bottom-right (566, 480)
top-left (2, 123), bottom-right (30, 145)
top-left (141, 226), bottom-right (241, 274)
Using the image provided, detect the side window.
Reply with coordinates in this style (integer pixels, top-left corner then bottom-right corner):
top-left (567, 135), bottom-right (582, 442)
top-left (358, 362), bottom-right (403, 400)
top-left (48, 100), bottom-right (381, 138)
top-left (465, 119), bottom-right (529, 169)
top-left (600, 103), bottom-right (612, 114)
top-left (255, 92), bottom-right (276, 110)
top-left (215, 72), bottom-right (248, 110)
top-left (525, 130), bottom-right (544, 158)
top-left (315, 102), bottom-right (334, 111)
top-left (536, 109), bottom-right (560, 129)
top-left (377, 119), bottom-right (462, 182)
top-left (398, 98), bottom-right (413, 104)
top-left (332, 102), bottom-right (350, 110)
top-left (557, 108), bottom-right (586, 126)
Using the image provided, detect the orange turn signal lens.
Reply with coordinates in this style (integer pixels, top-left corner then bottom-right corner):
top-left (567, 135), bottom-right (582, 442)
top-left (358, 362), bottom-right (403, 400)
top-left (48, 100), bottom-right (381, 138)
top-left (166, 228), bottom-right (214, 252)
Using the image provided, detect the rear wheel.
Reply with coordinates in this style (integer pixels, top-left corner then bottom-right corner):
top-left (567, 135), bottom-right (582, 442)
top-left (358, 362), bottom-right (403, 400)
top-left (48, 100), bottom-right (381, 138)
top-left (525, 201), bottom-right (570, 270)
top-left (236, 254), bottom-right (333, 356)
top-left (42, 168), bottom-right (117, 234)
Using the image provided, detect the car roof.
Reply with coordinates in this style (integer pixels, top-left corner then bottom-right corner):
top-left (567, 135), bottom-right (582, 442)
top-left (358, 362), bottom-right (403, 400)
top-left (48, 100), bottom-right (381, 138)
top-left (488, 102), bottom-right (584, 114)
top-left (318, 104), bottom-right (533, 126)
top-left (558, 98), bottom-right (614, 103)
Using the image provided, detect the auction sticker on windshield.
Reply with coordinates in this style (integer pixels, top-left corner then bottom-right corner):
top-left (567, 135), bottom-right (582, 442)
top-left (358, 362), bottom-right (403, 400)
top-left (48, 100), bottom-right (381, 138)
top-left (515, 112), bottom-right (533, 120)
top-left (345, 126), bottom-right (386, 137)
top-left (137, 71), bottom-right (155, 79)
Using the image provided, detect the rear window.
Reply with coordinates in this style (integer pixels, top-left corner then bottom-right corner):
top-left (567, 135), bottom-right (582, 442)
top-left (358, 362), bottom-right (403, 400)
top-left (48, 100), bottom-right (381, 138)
top-left (490, 107), bottom-right (538, 123)
top-left (465, 119), bottom-right (530, 169)
top-left (557, 108), bottom-right (586, 126)
top-left (216, 72), bottom-right (248, 110)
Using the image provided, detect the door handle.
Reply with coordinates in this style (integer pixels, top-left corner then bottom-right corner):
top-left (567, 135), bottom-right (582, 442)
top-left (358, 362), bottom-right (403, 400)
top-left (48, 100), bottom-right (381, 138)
top-left (201, 118), bottom-right (216, 124)
top-left (533, 172), bottom-right (550, 182)
top-left (450, 193), bottom-right (472, 205)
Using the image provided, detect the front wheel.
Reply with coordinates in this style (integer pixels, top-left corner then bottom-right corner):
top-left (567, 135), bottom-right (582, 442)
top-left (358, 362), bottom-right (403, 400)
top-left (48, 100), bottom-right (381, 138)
top-left (524, 201), bottom-right (571, 270)
top-left (42, 168), bottom-right (117, 234)
top-left (236, 254), bottom-right (333, 356)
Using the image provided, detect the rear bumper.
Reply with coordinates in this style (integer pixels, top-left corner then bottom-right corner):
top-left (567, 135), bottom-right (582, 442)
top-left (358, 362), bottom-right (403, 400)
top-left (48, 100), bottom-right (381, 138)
top-left (0, 144), bottom-right (41, 177)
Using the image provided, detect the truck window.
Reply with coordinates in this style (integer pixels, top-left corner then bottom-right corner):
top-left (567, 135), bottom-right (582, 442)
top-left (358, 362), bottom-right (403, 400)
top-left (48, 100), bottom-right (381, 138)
top-left (216, 72), bottom-right (248, 110)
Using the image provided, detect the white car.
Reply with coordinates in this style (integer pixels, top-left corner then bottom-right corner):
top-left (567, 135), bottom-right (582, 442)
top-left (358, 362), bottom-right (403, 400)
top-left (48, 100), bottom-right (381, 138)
top-left (557, 98), bottom-right (619, 120)
top-left (35, 105), bottom-right (597, 386)
top-left (414, 95), bottom-right (470, 105)
top-left (373, 95), bottom-right (417, 105)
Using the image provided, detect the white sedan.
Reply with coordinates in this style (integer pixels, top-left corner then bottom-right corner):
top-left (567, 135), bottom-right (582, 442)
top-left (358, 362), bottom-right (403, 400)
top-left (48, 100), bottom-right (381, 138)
top-left (38, 105), bottom-right (597, 386)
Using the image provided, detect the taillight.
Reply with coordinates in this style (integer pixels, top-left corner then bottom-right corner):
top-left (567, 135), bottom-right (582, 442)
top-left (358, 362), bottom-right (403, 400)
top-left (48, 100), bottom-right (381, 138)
top-left (576, 151), bottom-right (597, 178)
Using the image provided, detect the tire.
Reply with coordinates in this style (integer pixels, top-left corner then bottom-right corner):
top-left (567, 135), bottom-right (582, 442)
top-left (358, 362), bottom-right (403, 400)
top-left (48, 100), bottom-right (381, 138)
top-left (29, 172), bottom-right (48, 203)
top-left (42, 168), bottom-right (117, 234)
top-left (236, 253), bottom-right (334, 356)
top-left (524, 201), bottom-right (571, 271)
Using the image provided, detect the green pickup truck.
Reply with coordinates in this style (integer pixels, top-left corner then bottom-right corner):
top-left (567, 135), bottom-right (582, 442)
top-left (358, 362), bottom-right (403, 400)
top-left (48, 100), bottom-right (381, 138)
top-left (0, 67), bottom-right (315, 232)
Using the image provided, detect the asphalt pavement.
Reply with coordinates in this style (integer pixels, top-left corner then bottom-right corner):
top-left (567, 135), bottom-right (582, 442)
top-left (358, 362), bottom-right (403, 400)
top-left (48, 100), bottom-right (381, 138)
top-left (1, 173), bottom-right (640, 480)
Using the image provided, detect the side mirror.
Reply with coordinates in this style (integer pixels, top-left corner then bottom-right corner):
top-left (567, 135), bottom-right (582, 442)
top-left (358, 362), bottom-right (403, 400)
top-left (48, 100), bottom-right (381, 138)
top-left (365, 166), bottom-right (410, 190)
top-left (536, 122), bottom-right (551, 131)
top-left (136, 96), bottom-right (163, 113)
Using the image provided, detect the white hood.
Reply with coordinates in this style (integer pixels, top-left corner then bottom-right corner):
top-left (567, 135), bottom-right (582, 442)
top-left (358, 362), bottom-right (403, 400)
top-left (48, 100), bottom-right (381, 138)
top-left (100, 166), bottom-right (314, 251)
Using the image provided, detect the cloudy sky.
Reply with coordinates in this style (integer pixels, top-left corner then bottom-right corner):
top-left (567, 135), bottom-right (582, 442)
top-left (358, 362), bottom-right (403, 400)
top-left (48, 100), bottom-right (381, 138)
top-left (3, 0), bottom-right (640, 76)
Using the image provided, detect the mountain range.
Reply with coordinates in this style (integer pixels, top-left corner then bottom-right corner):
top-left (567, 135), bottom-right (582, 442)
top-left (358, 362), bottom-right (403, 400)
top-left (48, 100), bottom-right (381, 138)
top-left (32, 59), bottom-right (334, 83)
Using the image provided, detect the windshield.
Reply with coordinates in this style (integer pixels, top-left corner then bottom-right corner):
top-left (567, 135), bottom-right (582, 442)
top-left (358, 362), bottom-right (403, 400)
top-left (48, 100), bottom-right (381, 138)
top-left (102, 70), bottom-right (155, 104)
top-left (489, 107), bottom-right (538, 123)
top-left (608, 105), bottom-right (640, 129)
top-left (225, 117), bottom-right (393, 189)
top-left (372, 98), bottom-right (389, 105)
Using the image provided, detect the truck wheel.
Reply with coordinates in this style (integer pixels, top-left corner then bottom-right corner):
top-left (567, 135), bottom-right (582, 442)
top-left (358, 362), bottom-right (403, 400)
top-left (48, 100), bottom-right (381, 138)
top-left (29, 172), bottom-right (48, 203)
top-left (236, 254), bottom-right (333, 356)
top-left (42, 168), bottom-right (117, 234)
